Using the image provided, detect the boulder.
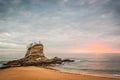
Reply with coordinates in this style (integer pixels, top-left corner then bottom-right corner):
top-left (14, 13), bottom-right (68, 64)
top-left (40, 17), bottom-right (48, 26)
top-left (51, 57), bottom-right (62, 64)
top-left (62, 59), bottom-right (74, 62)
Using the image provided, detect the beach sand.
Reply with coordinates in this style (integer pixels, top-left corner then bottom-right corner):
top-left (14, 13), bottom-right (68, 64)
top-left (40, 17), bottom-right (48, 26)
top-left (0, 66), bottom-right (119, 80)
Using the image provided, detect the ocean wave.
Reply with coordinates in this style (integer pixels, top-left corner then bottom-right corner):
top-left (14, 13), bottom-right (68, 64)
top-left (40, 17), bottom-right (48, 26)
top-left (79, 69), bottom-right (120, 73)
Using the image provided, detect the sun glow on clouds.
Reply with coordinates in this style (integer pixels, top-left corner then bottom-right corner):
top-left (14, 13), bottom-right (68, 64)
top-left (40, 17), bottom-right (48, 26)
top-left (83, 42), bottom-right (120, 54)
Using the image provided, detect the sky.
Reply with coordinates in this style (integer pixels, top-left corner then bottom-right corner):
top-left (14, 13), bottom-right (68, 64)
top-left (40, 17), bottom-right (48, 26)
top-left (0, 0), bottom-right (120, 54)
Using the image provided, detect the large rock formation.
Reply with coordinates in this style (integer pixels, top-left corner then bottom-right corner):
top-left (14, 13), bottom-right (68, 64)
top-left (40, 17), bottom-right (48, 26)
top-left (24, 44), bottom-right (48, 62)
top-left (2, 43), bottom-right (74, 68)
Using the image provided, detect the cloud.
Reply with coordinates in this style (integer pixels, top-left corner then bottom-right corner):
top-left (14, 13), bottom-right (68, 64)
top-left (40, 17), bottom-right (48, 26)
top-left (0, 0), bottom-right (120, 53)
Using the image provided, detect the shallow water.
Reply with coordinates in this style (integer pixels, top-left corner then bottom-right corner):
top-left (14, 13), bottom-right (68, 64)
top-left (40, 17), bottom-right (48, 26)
top-left (46, 53), bottom-right (120, 78)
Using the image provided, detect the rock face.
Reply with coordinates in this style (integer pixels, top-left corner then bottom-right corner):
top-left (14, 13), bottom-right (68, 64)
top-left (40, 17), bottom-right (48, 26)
top-left (2, 43), bottom-right (74, 68)
top-left (24, 44), bottom-right (48, 62)
top-left (25, 44), bottom-right (44, 57)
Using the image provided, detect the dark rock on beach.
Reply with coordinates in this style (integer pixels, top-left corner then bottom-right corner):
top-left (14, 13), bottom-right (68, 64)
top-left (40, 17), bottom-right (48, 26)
top-left (62, 59), bottom-right (74, 62)
top-left (1, 42), bottom-right (74, 68)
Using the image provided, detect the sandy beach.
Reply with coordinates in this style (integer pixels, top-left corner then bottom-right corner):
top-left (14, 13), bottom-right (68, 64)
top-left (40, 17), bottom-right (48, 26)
top-left (0, 66), bottom-right (119, 80)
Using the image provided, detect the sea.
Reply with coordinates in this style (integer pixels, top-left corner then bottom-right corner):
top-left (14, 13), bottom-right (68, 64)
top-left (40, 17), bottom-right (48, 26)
top-left (0, 53), bottom-right (120, 79)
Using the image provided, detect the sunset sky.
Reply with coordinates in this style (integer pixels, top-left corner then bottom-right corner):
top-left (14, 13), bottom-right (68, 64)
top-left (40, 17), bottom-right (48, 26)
top-left (0, 0), bottom-right (120, 54)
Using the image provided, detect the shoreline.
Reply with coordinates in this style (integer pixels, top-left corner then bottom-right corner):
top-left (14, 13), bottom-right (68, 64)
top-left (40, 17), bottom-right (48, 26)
top-left (46, 66), bottom-right (120, 79)
top-left (0, 66), bottom-right (119, 80)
